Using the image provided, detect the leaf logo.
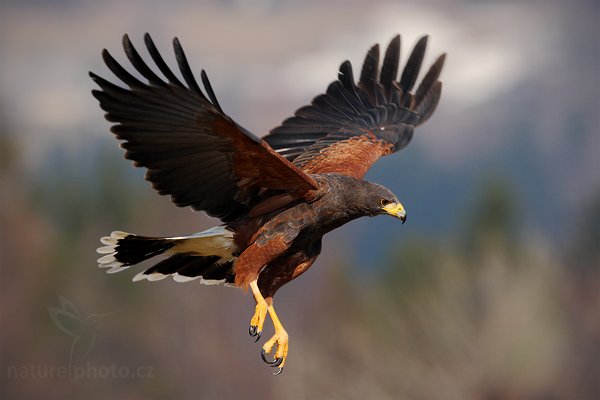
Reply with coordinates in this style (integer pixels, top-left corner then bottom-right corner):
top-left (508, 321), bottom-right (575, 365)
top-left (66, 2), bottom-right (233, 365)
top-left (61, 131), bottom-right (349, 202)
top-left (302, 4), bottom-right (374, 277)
top-left (48, 296), bottom-right (116, 370)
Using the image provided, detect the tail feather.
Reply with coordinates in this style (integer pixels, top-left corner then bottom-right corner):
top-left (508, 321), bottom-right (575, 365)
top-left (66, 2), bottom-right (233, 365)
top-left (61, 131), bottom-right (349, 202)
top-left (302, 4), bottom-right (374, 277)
top-left (97, 231), bottom-right (176, 274)
top-left (96, 227), bottom-right (237, 285)
top-left (133, 253), bottom-right (234, 284)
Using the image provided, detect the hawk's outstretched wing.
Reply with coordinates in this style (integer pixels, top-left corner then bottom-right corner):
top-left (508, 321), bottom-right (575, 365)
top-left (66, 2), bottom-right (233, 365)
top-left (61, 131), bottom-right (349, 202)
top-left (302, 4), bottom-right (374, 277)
top-left (91, 34), bottom-right (318, 222)
top-left (264, 35), bottom-right (445, 179)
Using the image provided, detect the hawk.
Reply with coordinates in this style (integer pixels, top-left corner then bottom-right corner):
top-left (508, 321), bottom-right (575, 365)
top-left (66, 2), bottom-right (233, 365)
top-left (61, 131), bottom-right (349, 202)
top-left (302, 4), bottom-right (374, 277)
top-left (92, 33), bottom-right (445, 374)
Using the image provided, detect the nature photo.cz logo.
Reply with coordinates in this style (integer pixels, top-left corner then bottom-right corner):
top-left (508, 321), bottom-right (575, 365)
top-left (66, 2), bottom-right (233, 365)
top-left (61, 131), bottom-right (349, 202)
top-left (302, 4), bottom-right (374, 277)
top-left (5, 296), bottom-right (155, 382)
top-left (48, 296), bottom-right (115, 367)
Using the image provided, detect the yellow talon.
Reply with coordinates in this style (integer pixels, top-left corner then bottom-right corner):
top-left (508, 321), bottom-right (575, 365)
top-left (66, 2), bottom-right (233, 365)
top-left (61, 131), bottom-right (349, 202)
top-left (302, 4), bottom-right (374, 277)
top-left (261, 304), bottom-right (289, 374)
top-left (249, 302), bottom-right (268, 339)
top-left (248, 280), bottom-right (269, 341)
top-left (247, 281), bottom-right (289, 373)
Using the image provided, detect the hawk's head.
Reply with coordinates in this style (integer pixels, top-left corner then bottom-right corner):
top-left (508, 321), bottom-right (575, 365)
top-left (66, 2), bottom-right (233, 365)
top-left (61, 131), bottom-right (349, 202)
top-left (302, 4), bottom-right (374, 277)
top-left (350, 181), bottom-right (406, 224)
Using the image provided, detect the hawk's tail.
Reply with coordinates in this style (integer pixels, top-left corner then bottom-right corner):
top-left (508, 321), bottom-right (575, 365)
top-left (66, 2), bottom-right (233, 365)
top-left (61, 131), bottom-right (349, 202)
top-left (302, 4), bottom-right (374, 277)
top-left (96, 226), bottom-right (237, 285)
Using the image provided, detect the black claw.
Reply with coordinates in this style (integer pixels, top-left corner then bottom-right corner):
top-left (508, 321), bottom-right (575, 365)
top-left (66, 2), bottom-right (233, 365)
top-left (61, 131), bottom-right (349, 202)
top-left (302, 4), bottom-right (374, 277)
top-left (261, 348), bottom-right (283, 366)
top-left (254, 331), bottom-right (262, 342)
top-left (272, 367), bottom-right (284, 376)
top-left (249, 326), bottom-right (257, 336)
top-left (261, 348), bottom-right (275, 364)
top-left (271, 357), bottom-right (283, 368)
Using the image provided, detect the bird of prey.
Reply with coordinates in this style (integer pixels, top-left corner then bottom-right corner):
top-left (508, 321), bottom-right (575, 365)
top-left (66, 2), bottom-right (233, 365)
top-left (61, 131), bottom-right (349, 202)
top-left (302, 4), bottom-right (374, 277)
top-left (92, 33), bottom-right (445, 374)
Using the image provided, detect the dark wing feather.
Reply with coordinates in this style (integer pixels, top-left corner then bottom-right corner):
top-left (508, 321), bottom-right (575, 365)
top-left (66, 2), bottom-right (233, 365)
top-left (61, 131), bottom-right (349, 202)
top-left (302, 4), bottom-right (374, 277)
top-left (399, 36), bottom-right (428, 95)
top-left (358, 44), bottom-right (380, 106)
top-left (91, 34), bottom-right (317, 222)
top-left (380, 34), bottom-right (401, 101)
top-left (264, 35), bottom-right (445, 179)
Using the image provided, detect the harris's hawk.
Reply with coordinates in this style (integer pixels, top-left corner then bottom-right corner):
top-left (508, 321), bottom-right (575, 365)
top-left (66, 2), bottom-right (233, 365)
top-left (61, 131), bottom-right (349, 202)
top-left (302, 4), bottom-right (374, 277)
top-left (93, 34), bottom-right (445, 374)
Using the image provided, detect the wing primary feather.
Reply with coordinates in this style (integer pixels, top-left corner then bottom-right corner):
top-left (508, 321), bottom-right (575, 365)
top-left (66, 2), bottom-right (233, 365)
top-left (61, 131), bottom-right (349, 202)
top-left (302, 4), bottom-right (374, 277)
top-left (332, 82), bottom-right (360, 114)
top-left (101, 49), bottom-right (145, 89)
top-left (380, 34), bottom-right (401, 100)
top-left (90, 71), bottom-right (131, 95)
top-left (323, 83), bottom-right (358, 116)
top-left (172, 37), bottom-right (204, 96)
top-left (200, 70), bottom-right (224, 113)
top-left (399, 35), bottom-right (428, 94)
top-left (296, 106), bottom-right (344, 125)
top-left (143, 33), bottom-right (184, 87)
top-left (338, 61), bottom-right (365, 108)
top-left (122, 34), bottom-right (166, 86)
top-left (358, 44), bottom-right (380, 106)
top-left (415, 53), bottom-right (446, 107)
top-left (415, 81), bottom-right (442, 125)
top-left (338, 61), bottom-right (355, 90)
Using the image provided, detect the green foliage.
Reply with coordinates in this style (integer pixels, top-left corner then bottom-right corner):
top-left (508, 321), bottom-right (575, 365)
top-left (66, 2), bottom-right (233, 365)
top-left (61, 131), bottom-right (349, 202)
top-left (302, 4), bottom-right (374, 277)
top-left (570, 190), bottom-right (600, 271)
top-left (462, 175), bottom-right (520, 257)
top-left (381, 236), bottom-right (441, 301)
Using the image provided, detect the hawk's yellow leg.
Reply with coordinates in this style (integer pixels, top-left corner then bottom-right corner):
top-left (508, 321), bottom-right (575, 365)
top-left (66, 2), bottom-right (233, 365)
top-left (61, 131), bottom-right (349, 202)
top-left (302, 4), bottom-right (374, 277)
top-left (248, 280), bottom-right (268, 341)
top-left (261, 302), bottom-right (289, 375)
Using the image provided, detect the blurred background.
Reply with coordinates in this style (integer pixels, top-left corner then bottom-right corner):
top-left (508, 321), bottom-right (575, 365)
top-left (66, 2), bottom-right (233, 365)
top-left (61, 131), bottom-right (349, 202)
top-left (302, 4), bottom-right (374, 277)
top-left (1, 0), bottom-right (598, 398)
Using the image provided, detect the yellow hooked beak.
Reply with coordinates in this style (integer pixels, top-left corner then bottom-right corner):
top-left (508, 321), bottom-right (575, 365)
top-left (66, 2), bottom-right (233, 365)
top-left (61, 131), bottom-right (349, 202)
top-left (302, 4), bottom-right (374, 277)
top-left (382, 202), bottom-right (407, 224)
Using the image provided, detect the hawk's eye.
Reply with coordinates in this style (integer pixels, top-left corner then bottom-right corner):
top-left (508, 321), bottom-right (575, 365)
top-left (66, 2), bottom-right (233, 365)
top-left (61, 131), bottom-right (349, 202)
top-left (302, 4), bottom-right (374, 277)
top-left (380, 199), bottom-right (393, 206)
